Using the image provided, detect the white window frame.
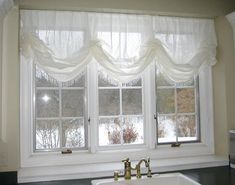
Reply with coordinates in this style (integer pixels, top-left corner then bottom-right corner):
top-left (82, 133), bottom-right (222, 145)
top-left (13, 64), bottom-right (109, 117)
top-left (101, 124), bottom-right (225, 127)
top-left (86, 61), bottom-right (153, 152)
top-left (97, 72), bottom-right (146, 150)
top-left (19, 59), bottom-right (216, 182)
top-left (156, 73), bottom-right (200, 145)
top-left (33, 66), bottom-right (88, 152)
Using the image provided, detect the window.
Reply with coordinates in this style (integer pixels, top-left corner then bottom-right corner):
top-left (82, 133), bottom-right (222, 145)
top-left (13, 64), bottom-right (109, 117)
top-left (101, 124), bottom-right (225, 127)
top-left (156, 69), bottom-right (200, 144)
top-left (20, 51), bottom-right (215, 181)
top-left (31, 29), bottom-right (201, 151)
top-left (34, 66), bottom-right (87, 151)
top-left (20, 12), bottom-right (217, 181)
top-left (33, 64), bottom-right (146, 152)
top-left (21, 30), bottom-right (214, 167)
top-left (98, 71), bottom-right (144, 147)
top-left (33, 63), bottom-right (201, 152)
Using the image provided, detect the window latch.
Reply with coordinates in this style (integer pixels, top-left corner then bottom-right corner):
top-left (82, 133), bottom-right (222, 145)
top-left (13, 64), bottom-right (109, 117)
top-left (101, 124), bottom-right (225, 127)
top-left (154, 114), bottom-right (157, 120)
top-left (171, 143), bottom-right (181, 147)
top-left (61, 149), bottom-right (72, 154)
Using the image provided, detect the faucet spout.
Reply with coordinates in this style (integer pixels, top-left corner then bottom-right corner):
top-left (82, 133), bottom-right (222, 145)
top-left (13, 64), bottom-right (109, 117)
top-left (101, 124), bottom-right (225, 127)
top-left (135, 157), bottom-right (152, 178)
top-left (136, 159), bottom-right (149, 168)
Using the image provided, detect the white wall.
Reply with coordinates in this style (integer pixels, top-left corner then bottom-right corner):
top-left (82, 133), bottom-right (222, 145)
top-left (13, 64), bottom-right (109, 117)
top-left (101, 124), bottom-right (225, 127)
top-left (214, 16), bottom-right (235, 156)
top-left (0, 16), bottom-right (5, 168)
top-left (0, 6), bottom-right (19, 172)
top-left (19, 0), bottom-right (235, 18)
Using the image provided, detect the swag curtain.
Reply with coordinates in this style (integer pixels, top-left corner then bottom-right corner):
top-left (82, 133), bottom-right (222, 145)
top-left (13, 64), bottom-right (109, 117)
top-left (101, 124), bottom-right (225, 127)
top-left (20, 10), bottom-right (217, 83)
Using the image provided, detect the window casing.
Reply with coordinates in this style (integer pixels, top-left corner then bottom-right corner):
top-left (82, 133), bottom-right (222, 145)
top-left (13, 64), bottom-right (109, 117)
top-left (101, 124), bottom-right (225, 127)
top-left (19, 11), bottom-right (217, 181)
top-left (20, 58), bottom-right (215, 175)
top-left (29, 29), bottom-right (203, 151)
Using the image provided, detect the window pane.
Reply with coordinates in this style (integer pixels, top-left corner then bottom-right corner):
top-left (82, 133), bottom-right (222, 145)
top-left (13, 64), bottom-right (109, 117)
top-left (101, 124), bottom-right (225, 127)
top-left (36, 120), bottom-right (60, 150)
top-left (158, 116), bottom-right (176, 143)
top-left (98, 73), bottom-right (144, 147)
top-left (62, 90), bottom-right (84, 117)
top-left (36, 66), bottom-right (58, 87)
top-left (99, 89), bottom-right (120, 115)
top-left (62, 74), bottom-right (85, 87)
top-left (157, 89), bottom-right (175, 113)
top-left (36, 90), bottom-right (59, 118)
top-left (177, 80), bottom-right (194, 86)
top-left (125, 79), bottom-right (142, 87)
top-left (98, 71), bottom-right (119, 87)
top-left (122, 89), bottom-right (142, 115)
top-left (123, 116), bottom-right (144, 144)
top-left (177, 115), bottom-right (197, 142)
top-left (177, 88), bottom-right (195, 113)
top-left (62, 119), bottom-right (85, 148)
top-left (99, 117), bottom-right (121, 146)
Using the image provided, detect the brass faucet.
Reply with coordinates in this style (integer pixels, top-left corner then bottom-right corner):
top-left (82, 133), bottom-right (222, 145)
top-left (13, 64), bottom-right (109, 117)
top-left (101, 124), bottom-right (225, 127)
top-left (133, 157), bottom-right (152, 178)
top-left (122, 157), bottom-right (152, 180)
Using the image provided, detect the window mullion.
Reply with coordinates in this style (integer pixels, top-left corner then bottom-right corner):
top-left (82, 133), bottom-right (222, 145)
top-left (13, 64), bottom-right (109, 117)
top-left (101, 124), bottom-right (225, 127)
top-left (145, 64), bottom-right (156, 149)
top-left (84, 67), bottom-right (89, 150)
top-left (59, 83), bottom-right (63, 149)
top-left (120, 85), bottom-right (123, 145)
top-left (33, 63), bottom-right (36, 152)
top-left (175, 85), bottom-right (178, 143)
top-left (195, 77), bottom-right (200, 141)
top-left (88, 62), bottom-right (98, 153)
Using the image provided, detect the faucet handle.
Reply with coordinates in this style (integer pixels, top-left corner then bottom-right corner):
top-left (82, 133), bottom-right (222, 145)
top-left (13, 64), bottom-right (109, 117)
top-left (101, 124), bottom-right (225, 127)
top-left (146, 157), bottom-right (152, 178)
top-left (122, 158), bottom-right (131, 168)
top-left (114, 171), bottom-right (119, 181)
top-left (122, 158), bottom-right (130, 163)
top-left (147, 157), bottom-right (150, 163)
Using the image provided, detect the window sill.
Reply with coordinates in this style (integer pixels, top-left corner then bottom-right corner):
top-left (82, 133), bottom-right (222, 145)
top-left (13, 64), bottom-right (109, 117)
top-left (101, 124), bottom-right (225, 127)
top-left (21, 142), bottom-right (212, 167)
top-left (18, 142), bottom-right (224, 183)
top-left (18, 154), bottom-right (228, 183)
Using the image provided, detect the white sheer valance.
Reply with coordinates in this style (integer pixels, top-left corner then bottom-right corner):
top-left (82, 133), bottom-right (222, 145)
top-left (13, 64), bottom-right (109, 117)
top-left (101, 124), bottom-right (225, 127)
top-left (20, 10), bottom-right (217, 83)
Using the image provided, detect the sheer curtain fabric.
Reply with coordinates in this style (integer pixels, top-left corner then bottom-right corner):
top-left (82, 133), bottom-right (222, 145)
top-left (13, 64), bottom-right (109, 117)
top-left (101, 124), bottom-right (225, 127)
top-left (20, 10), bottom-right (217, 83)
